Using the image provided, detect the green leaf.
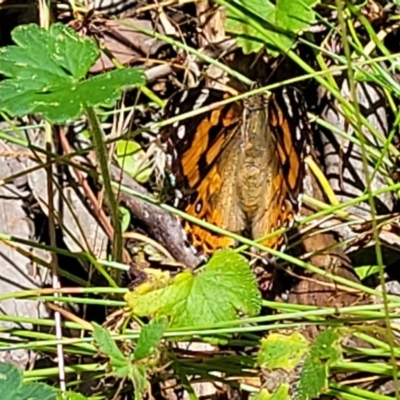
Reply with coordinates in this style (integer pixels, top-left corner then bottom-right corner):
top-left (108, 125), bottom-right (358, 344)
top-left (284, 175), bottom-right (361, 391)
top-left (134, 317), bottom-right (168, 361)
top-left (275, 0), bottom-right (317, 31)
top-left (0, 23), bottom-right (146, 124)
top-left (0, 362), bottom-right (56, 400)
top-left (297, 329), bottom-right (342, 400)
top-left (226, 0), bottom-right (275, 54)
top-left (258, 332), bottom-right (309, 370)
top-left (92, 322), bottom-right (130, 378)
top-left (311, 329), bottom-right (342, 364)
top-left (0, 24), bottom-right (79, 86)
top-left (116, 140), bottom-right (153, 183)
top-left (125, 249), bottom-right (262, 328)
top-left (226, 0), bottom-right (320, 56)
top-left (355, 265), bottom-right (379, 280)
top-left (91, 322), bottom-right (153, 398)
top-left (119, 206), bottom-right (131, 232)
top-left (251, 386), bottom-right (290, 400)
top-left (257, 331), bottom-right (342, 398)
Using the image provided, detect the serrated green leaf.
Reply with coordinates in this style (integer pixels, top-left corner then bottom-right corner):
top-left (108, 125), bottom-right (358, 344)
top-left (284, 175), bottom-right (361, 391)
top-left (0, 25), bottom-right (75, 86)
top-left (116, 140), bottom-right (153, 183)
top-left (226, 0), bottom-right (320, 56)
top-left (258, 332), bottom-right (309, 370)
top-left (125, 249), bottom-right (262, 328)
top-left (297, 329), bottom-right (342, 400)
top-left (0, 362), bottom-right (56, 400)
top-left (297, 354), bottom-right (326, 400)
top-left (1, 23), bottom-right (99, 81)
top-left (92, 322), bottom-right (130, 377)
top-left (134, 317), bottom-right (168, 361)
top-left (0, 23), bottom-right (146, 124)
top-left (311, 329), bottom-right (341, 363)
top-left (47, 24), bottom-right (99, 80)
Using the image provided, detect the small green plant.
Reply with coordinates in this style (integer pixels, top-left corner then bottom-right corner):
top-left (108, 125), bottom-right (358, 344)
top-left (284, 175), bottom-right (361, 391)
top-left (257, 329), bottom-right (342, 399)
top-left (0, 23), bottom-right (145, 124)
top-left (92, 318), bottom-right (168, 399)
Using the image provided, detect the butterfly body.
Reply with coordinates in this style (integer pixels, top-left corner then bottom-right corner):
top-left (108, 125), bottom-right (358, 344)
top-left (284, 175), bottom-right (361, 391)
top-left (237, 95), bottom-right (279, 220)
top-left (161, 87), bottom-right (309, 257)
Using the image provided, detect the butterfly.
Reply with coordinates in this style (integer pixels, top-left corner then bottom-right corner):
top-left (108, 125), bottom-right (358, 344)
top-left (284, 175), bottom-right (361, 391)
top-left (160, 85), bottom-right (310, 257)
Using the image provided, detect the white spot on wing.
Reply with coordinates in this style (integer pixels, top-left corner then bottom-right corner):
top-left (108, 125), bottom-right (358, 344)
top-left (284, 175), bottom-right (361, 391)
top-left (195, 202), bottom-right (202, 213)
top-left (180, 91), bottom-right (189, 103)
top-left (193, 89), bottom-right (210, 110)
top-left (177, 125), bottom-right (186, 139)
top-left (295, 127), bottom-right (302, 141)
top-left (282, 89), bottom-right (294, 118)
